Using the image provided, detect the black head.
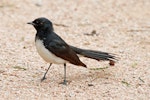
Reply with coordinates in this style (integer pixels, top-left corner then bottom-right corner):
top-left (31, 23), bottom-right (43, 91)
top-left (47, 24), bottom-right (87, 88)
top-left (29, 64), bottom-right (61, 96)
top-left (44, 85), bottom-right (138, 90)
top-left (27, 17), bottom-right (54, 32)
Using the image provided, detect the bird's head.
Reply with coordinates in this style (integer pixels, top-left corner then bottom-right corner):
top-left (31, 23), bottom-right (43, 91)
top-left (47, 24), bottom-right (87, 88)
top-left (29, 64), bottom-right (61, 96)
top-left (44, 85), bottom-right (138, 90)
top-left (27, 17), bottom-right (54, 32)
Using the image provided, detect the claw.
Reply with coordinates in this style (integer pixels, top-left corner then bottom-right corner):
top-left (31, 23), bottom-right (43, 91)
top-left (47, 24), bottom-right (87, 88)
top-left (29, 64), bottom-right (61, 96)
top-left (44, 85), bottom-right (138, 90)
top-left (59, 80), bottom-right (67, 85)
top-left (41, 77), bottom-right (46, 82)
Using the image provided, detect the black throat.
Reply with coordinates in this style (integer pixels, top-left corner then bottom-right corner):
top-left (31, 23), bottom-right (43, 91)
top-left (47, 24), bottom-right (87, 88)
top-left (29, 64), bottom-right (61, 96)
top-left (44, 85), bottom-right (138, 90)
top-left (35, 28), bottom-right (52, 41)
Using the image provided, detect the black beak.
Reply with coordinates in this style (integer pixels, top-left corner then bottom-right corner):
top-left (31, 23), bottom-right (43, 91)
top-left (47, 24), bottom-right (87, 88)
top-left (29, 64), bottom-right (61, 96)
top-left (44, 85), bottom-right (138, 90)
top-left (27, 22), bottom-right (36, 26)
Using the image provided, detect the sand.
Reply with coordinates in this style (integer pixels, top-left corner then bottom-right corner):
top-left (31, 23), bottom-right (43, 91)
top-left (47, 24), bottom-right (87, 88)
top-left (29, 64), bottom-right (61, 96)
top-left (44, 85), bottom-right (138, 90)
top-left (0, 0), bottom-right (150, 100)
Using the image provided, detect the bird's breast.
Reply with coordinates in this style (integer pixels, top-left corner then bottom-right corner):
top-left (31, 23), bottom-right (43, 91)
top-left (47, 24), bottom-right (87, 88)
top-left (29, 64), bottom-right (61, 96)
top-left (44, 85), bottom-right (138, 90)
top-left (35, 38), bottom-right (67, 64)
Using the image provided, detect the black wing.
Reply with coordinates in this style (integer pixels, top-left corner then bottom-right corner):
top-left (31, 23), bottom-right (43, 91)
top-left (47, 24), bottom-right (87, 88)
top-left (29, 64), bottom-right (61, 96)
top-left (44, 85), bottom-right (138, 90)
top-left (46, 39), bottom-right (86, 67)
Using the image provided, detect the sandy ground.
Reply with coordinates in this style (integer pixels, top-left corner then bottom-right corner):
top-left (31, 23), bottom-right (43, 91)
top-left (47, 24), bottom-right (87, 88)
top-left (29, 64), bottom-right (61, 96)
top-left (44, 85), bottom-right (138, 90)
top-left (0, 0), bottom-right (150, 100)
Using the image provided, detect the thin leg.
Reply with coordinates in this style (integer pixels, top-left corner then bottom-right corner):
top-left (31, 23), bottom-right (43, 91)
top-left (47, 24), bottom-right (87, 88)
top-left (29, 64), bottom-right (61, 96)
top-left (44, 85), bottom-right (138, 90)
top-left (63, 63), bottom-right (67, 85)
top-left (41, 63), bottom-right (52, 82)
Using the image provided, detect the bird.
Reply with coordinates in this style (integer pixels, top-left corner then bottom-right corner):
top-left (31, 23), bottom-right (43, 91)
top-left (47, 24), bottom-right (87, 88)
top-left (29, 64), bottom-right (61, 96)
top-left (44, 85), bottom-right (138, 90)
top-left (27, 17), bottom-right (118, 85)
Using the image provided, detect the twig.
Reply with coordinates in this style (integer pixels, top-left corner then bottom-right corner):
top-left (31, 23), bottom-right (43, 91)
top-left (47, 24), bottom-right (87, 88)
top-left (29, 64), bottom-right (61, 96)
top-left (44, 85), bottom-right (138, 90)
top-left (54, 23), bottom-right (69, 27)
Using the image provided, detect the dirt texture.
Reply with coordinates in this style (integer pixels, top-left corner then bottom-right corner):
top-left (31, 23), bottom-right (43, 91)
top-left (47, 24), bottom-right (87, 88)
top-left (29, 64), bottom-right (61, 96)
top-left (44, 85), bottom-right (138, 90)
top-left (0, 0), bottom-right (150, 100)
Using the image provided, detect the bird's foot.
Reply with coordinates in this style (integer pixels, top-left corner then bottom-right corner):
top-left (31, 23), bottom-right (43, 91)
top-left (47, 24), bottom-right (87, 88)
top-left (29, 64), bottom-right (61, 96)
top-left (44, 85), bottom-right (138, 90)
top-left (59, 80), bottom-right (67, 85)
top-left (41, 76), bottom-right (46, 82)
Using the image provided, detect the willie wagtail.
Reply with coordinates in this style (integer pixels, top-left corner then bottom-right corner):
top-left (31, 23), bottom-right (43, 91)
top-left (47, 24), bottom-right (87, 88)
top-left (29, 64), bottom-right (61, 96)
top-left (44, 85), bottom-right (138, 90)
top-left (27, 17), bottom-right (118, 85)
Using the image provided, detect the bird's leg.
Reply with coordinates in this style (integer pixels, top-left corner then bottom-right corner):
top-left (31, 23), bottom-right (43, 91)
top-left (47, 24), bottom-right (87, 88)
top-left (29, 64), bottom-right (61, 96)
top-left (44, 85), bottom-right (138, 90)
top-left (60, 63), bottom-right (67, 85)
top-left (63, 63), bottom-right (67, 85)
top-left (41, 63), bottom-right (52, 82)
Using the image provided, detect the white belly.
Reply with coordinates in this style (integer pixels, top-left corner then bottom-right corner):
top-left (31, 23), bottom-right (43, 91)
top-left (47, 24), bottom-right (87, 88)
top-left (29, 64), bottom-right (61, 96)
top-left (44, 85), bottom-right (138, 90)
top-left (35, 39), bottom-right (67, 64)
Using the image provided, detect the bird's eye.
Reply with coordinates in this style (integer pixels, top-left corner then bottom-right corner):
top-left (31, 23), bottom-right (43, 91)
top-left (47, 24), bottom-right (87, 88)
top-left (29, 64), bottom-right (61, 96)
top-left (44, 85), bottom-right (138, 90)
top-left (36, 21), bottom-right (39, 24)
top-left (40, 22), bottom-right (43, 25)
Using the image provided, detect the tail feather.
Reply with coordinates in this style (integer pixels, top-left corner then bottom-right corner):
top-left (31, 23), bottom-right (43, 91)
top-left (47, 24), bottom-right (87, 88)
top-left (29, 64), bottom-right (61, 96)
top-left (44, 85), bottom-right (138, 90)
top-left (80, 49), bottom-right (117, 61)
top-left (70, 45), bottom-right (118, 65)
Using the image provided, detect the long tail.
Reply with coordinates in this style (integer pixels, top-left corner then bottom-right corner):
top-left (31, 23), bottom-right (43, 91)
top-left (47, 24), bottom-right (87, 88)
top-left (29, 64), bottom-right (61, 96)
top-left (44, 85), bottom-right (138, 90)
top-left (70, 45), bottom-right (118, 66)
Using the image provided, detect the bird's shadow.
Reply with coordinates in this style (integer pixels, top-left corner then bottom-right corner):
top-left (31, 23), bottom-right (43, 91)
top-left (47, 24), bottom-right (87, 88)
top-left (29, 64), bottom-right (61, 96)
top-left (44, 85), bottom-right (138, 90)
top-left (66, 68), bottom-right (112, 84)
top-left (38, 67), bottom-right (113, 85)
